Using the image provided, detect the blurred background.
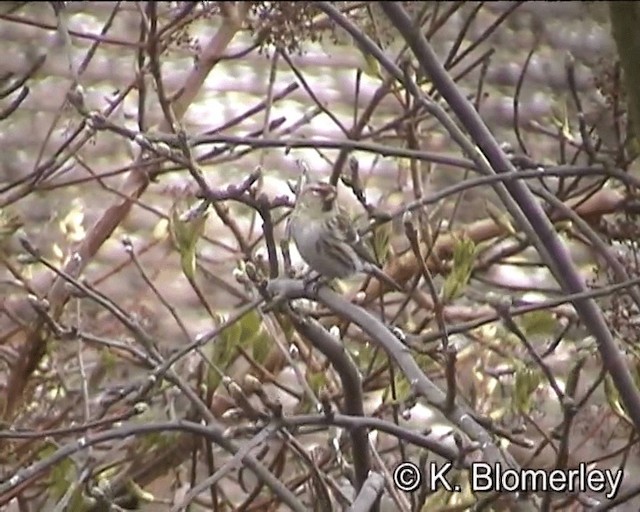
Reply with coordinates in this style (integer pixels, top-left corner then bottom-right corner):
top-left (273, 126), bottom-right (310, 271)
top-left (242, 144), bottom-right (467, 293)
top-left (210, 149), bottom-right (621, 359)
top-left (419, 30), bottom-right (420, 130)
top-left (0, 2), bottom-right (637, 511)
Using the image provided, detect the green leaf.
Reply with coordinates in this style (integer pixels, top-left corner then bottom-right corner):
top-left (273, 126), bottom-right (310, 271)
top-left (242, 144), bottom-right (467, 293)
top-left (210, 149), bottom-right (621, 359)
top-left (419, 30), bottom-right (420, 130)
top-left (206, 310), bottom-right (271, 390)
top-left (442, 236), bottom-right (477, 302)
top-left (169, 199), bottom-right (208, 280)
top-left (240, 309), bottom-right (262, 341)
top-left (370, 220), bottom-right (392, 264)
top-left (307, 369), bottom-right (328, 396)
top-left (295, 369), bottom-right (327, 413)
top-left (550, 99), bottom-right (572, 139)
top-left (251, 328), bottom-right (271, 364)
top-left (391, 372), bottom-right (413, 402)
top-left (414, 353), bottom-right (437, 374)
top-left (45, 443), bottom-right (76, 500)
top-left (0, 208), bottom-right (22, 245)
top-left (360, 50), bottom-right (382, 78)
top-left (485, 201), bottom-right (516, 237)
top-left (241, 309), bottom-right (271, 363)
top-left (137, 431), bottom-right (177, 453)
top-left (604, 374), bottom-right (631, 423)
top-left (63, 487), bottom-right (87, 512)
top-left (519, 310), bottom-right (557, 337)
top-left (204, 320), bottom-right (239, 390)
top-left (125, 479), bottom-right (156, 504)
top-left (513, 365), bottom-right (541, 413)
top-left (349, 341), bottom-right (378, 369)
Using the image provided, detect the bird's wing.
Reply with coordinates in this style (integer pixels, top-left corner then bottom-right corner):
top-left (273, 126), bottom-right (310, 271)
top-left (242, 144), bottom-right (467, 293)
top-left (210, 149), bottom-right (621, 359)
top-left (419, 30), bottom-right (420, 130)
top-left (332, 207), bottom-right (380, 266)
top-left (331, 207), bottom-right (359, 244)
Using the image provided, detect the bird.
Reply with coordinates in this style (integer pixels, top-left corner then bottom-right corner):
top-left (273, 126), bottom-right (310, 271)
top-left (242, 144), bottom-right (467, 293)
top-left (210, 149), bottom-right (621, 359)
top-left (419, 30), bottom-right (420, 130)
top-left (288, 181), bottom-right (401, 291)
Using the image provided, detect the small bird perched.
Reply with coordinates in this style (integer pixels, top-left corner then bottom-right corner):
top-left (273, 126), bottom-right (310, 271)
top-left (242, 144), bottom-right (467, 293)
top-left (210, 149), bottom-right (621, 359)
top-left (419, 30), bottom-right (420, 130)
top-left (288, 181), bottom-right (401, 291)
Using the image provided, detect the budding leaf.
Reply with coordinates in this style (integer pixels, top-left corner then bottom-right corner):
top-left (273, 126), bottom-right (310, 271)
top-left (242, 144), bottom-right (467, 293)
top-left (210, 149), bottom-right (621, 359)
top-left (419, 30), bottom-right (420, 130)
top-left (371, 220), bottom-right (392, 264)
top-left (513, 364), bottom-right (541, 414)
top-left (169, 199), bottom-right (208, 280)
top-left (520, 310), bottom-right (557, 337)
top-left (442, 236), bottom-right (477, 302)
top-left (360, 50), bottom-right (382, 79)
top-left (0, 209), bottom-right (22, 246)
top-left (206, 310), bottom-right (270, 391)
top-left (604, 374), bottom-right (631, 424)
